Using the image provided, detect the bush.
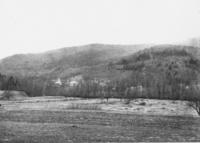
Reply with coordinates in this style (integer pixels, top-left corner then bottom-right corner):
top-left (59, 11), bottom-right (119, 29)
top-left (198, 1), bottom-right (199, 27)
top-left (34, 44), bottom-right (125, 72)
top-left (190, 101), bottom-right (200, 115)
top-left (188, 88), bottom-right (200, 116)
top-left (139, 102), bottom-right (146, 106)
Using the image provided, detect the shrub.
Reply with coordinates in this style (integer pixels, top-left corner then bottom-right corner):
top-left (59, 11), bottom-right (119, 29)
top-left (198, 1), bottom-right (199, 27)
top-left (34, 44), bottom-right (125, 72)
top-left (190, 101), bottom-right (200, 116)
top-left (188, 89), bottom-right (200, 116)
top-left (139, 102), bottom-right (146, 106)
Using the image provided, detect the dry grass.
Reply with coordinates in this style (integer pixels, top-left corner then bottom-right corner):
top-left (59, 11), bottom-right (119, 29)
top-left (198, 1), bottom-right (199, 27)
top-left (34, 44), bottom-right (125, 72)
top-left (67, 103), bottom-right (101, 110)
top-left (0, 97), bottom-right (198, 116)
top-left (0, 110), bottom-right (200, 142)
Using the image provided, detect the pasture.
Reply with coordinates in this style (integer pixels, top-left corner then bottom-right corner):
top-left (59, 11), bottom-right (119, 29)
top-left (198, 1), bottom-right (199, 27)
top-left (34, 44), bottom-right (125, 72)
top-left (0, 96), bottom-right (200, 142)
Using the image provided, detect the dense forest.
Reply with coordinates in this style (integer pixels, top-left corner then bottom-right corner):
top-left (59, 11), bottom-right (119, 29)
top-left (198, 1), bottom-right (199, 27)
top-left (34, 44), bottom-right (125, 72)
top-left (0, 73), bottom-right (19, 90)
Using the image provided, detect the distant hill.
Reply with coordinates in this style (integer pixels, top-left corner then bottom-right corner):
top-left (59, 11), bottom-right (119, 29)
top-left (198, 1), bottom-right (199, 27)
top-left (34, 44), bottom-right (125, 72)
top-left (0, 44), bottom-right (150, 79)
top-left (1, 43), bottom-right (200, 99)
top-left (119, 44), bottom-right (200, 67)
top-left (1, 43), bottom-right (200, 84)
top-left (117, 45), bottom-right (200, 89)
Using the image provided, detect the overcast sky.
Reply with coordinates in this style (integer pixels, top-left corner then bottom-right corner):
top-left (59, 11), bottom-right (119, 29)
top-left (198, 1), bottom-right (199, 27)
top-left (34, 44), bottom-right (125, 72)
top-left (0, 0), bottom-right (200, 59)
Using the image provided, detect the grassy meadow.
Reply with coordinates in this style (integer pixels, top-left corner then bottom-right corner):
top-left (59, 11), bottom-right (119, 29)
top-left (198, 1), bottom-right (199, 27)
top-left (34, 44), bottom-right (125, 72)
top-left (0, 97), bottom-right (200, 142)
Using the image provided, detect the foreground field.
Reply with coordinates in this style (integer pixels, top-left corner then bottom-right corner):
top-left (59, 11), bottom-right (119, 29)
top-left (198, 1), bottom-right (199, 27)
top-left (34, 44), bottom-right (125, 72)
top-left (0, 110), bottom-right (200, 142)
top-left (0, 97), bottom-right (200, 142)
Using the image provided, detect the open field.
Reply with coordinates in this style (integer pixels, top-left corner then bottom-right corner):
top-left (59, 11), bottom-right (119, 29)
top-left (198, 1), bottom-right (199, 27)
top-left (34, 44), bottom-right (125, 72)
top-left (0, 96), bottom-right (198, 116)
top-left (0, 97), bottom-right (200, 142)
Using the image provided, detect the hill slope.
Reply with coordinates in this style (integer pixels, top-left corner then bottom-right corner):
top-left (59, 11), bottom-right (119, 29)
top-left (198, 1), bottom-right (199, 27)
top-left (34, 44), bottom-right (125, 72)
top-left (0, 44), bottom-right (150, 79)
top-left (1, 44), bottom-right (200, 99)
top-left (0, 44), bottom-right (199, 82)
top-left (115, 44), bottom-right (200, 99)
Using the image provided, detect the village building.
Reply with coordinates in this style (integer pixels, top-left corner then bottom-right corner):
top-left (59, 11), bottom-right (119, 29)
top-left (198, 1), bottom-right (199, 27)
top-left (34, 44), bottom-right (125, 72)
top-left (65, 75), bottom-right (83, 87)
top-left (55, 78), bottom-right (62, 86)
top-left (92, 78), bottom-right (110, 87)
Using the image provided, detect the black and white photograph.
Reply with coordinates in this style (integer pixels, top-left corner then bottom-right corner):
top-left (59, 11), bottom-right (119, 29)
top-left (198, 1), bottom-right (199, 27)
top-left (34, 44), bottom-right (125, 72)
top-left (0, 0), bottom-right (200, 142)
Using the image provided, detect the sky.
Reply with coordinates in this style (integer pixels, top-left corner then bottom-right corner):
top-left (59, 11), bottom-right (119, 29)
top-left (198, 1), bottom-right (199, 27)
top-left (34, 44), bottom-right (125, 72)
top-left (0, 0), bottom-right (200, 59)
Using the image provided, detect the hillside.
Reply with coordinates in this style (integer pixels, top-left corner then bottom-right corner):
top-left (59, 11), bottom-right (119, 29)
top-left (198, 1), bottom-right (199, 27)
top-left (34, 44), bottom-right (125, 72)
top-left (1, 44), bottom-right (200, 99)
top-left (118, 45), bottom-right (200, 72)
top-left (0, 44), bottom-right (149, 79)
top-left (115, 44), bottom-right (200, 99)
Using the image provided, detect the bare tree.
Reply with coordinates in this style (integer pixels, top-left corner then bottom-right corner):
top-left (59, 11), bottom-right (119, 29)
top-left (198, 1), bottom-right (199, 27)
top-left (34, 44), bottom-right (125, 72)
top-left (192, 101), bottom-right (200, 115)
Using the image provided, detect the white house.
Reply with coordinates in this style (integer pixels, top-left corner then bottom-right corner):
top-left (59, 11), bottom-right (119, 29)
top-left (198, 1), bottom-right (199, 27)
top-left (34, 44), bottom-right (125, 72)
top-left (92, 78), bottom-right (110, 87)
top-left (129, 85), bottom-right (144, 93)
top-left (67, 75), bottom-right (83, 87)
top-left (69, 80), bottom-right (79, 87)
top-left (54, 78), bottom-right (62, 86)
